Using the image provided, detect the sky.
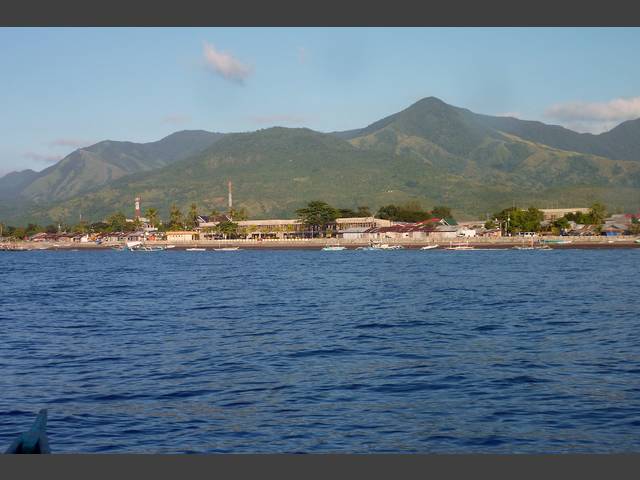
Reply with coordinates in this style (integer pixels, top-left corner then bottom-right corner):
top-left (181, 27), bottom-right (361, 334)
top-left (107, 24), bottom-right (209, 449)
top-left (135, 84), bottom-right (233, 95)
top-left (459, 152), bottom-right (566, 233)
top-left (1, 27), bottom-right (640, 176)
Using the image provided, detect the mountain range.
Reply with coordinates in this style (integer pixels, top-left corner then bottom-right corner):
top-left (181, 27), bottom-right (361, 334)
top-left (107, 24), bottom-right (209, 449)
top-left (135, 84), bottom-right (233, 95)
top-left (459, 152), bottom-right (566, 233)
top-left (2, 97), bottom-right (639, 224)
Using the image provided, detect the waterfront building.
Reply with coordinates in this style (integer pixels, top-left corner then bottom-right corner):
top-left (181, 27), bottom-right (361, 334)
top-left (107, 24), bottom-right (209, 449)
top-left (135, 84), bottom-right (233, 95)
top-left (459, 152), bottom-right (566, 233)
top-left (237, 219), bottom-right (305, 239)
top-left (540, 208), bottom-right (590, 221)
top-left (197, 214), bottom-right (233, 229)
top-left (335, 217), bottom-right (392, 231)
top-left (339, 227), bottom-right (372, 240)
top-left (166, 231), bottom-right (200, 242)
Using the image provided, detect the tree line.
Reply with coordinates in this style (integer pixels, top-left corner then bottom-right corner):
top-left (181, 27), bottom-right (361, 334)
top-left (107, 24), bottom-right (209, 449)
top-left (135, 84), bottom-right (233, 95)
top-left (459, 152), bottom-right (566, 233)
top-left (5, 200), bottom-right (637, 240)
top-left (295, 201), bottom-right (455, 237)
top-left (484, 203), bottom-right (619, 235)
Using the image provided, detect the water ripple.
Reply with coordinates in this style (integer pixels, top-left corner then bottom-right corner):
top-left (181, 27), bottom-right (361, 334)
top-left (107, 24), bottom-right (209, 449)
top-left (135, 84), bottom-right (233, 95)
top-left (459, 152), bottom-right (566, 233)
top-left (0, 249), bottom-right (639, 453)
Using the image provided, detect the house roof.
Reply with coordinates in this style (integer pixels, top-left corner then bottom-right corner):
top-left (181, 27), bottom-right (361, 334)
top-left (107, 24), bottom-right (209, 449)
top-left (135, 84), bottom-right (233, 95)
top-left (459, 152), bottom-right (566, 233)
top-left (367, 223), bottom-right (438, 234)
top-left (434, 225), bottom-right (459, 232)
top-left (198, 214), bottom-right (232, 224)
top-left (335, 216), bottom-right (377, 224)
top-left (237, 219), bottom-right (302, 226)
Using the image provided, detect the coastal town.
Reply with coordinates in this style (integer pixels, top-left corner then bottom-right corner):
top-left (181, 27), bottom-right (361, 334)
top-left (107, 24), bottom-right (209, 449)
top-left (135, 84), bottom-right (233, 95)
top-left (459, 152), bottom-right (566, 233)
top-left (1, 192), bottom-right (639, 250)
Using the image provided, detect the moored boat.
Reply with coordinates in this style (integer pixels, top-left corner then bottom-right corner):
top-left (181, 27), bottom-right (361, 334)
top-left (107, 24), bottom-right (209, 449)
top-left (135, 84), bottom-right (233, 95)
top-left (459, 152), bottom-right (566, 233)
top-left (541, 239), bottom-right (572, 245)
top-left (135, 245), bottom-right (165, 252)
top-left (322, 245), bottom-right (346, 251)
top-left (446, 241), bottom-right (474, 250)
top-left (356, 241), bottom-right (401, 250)
top-left (186, 248), bottom-right (206, 251)
top-left (420, 244), bottom-right (439, 250)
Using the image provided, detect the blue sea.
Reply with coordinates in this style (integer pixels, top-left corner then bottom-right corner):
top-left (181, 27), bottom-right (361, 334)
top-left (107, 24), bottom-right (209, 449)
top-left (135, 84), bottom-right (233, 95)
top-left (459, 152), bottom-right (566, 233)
top-left (1, 248), bottom-right (639, 453)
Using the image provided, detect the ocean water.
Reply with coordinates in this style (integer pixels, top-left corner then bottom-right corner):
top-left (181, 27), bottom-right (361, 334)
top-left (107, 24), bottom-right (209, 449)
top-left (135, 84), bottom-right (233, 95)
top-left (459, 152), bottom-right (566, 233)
top-left (0, 248), bottom-right (639, 453)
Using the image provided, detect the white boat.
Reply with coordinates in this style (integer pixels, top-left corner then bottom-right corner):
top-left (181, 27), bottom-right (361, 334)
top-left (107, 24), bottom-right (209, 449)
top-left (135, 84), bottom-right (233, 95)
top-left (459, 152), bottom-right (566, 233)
top-left (541, 239), bottom-right (572, 245)
top-left (186, 248), bottom-right (206, 251)
top-left (125, 241), bottom-right (165, 252)
top-left (635, 239), bottom-right (640, 244)
top-left (322, 245), bottom-right (346, 251)
top-left (0, 244), bottom-right (30, 251)
top-left (135, 245), bottom-right (165, 252)
top-left (378, 244), bottom-right (403, 250)
top-left (214, 247), bottom-right (240, 251)
top-left (446, 241), bottom-right (475, 250)
top-left (420, 245), bottom-right (439, 250)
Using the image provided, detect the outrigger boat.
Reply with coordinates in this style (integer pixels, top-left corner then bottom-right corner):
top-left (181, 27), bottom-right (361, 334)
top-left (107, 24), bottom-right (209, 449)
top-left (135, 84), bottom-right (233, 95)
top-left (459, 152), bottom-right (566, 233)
top-left (0, 243), bottom-right (30, 251)
top-left (513, 237), bottom-right (536, 250)
top-left (322, 245), bottom-right (346, 251)
top-left (541, 239), bottom-right (572, 245)
top-left (356, 241), bottom-right (402, 251)
top-left (446, 241), bottom-right (475, 250)
top-left (125, 241), bottom-right (165, 252)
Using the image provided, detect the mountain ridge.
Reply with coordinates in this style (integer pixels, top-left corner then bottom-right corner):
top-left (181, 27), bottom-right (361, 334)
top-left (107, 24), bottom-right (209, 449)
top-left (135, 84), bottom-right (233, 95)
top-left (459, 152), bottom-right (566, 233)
top-left (2, 97), bottom-right (640, 224)
top-left (1, 130), bottom-right (225, 203)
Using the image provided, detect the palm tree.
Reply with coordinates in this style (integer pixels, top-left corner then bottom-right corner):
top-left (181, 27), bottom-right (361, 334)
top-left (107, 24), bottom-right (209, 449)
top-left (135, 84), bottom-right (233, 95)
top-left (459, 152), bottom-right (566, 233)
top-left (169, 204), bottom-right (183, 230)
top-left (216, 220), bottom-right (239, 239)
top-left (188, 203), bottom-right (199, 229)
top-left (145, 208), bottom-right (159, 228)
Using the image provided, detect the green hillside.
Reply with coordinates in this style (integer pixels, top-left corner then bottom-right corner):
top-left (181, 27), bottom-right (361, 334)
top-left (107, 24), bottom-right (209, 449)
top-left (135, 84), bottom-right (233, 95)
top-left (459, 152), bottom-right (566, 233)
top-left (0, 130), bottom-right (224, 204)
top-left (3, 97), bottom-right (640, 225)
top-left (17, 126), bottom-right (640, 225)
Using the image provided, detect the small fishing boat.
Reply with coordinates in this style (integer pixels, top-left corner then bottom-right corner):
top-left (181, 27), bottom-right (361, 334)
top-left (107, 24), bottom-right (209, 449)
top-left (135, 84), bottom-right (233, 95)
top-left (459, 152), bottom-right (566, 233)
top-left (541, 239), bottom-right (572, 245)
top-left (376, 243), bottom-right (403, 250)
top-left (5, 409), bottom-right (50, 454)
top-left (135, 245), bottom-right (165, 252)
top-left (186, 248), bottom-right (206, 251)
top-left (125, 241), bottom-right (165, 252)
top-left (356, 241), bottom-right (401, 250)
top-left (446, 241), bottom-right (475, 250)
top-left (322, 245), bottom-right (346, 251)
top-left (0, 244), bottom-right (30, 251)
top-left (126, 241), bottom-right (143, 250)
top-left (420, 244), bottom-right (439, 250)
top-left (214, 247), bottom-right (240, 251)
top-left (635, 239), bottom-right (640, 244)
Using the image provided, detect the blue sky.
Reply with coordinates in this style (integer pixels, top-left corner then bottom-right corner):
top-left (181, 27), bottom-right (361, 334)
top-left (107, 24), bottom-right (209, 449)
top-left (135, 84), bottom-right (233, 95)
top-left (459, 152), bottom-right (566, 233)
top-left (1, 27), bottom-right (640, 176)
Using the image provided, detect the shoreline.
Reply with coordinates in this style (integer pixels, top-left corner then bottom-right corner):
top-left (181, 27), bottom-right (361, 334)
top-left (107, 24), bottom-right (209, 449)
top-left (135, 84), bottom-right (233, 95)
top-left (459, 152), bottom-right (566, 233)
top-left (3, 237), bottom-right (640, 251)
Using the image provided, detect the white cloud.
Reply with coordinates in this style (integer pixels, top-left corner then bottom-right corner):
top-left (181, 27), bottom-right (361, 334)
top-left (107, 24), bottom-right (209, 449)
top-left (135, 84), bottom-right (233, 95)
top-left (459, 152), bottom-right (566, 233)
top-left (250, 114), bottom-right (308, 126)
top-left (23, 151), bottom-right (62, 164)
top-left (203, 42), bottom-right (252, 84)
top-left (544, 96), bottom-right (640, 133)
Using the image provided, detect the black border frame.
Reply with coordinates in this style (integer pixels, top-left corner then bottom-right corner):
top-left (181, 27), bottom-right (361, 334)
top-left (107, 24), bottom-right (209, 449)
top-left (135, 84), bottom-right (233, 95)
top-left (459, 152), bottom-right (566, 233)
top-left (1, 0), bottom-right (640, 26)
top-left (2, 1), bottom-right (640, 477)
